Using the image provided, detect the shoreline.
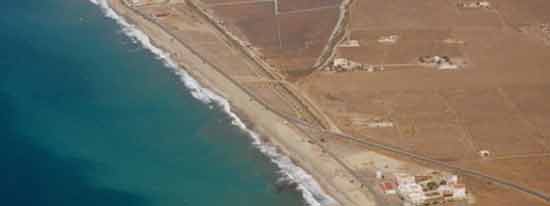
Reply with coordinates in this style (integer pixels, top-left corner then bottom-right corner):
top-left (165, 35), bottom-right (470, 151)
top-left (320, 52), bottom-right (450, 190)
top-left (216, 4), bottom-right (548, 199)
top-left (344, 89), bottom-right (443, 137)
top-left (92, 0), bottom-right (377, 206)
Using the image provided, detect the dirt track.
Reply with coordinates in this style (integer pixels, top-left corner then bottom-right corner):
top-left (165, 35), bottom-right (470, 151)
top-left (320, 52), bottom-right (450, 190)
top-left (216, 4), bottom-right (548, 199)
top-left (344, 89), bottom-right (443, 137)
top-left (301, 0), bottom-right (550, 205)
top-left (119, 0), bottom-right (550, 205)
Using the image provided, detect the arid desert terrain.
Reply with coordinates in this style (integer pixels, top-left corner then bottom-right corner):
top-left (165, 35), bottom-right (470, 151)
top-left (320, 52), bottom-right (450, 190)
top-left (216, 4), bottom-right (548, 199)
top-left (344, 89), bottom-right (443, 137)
top-left (115, 0), bottom-right (550, 205)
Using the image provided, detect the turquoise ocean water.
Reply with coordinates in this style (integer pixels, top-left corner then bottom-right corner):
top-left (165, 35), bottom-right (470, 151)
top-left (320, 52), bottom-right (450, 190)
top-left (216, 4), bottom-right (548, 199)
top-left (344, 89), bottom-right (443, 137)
top-left (0, 1), bottom-right (322, 205)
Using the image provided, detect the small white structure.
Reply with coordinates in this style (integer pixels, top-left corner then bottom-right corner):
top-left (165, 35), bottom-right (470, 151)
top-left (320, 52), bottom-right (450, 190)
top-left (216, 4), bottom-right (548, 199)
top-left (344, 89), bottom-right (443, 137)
top-left (447, 175), bottom-right (459, 184)
top-left (438, 184), bottom-right (454, 195)
top-left (452, 184), bottom-right (467, 199)
top-left (328, 58), bottom-right (386, 72)
top-left (419, 56), bottom-right (461, 70)
top-left (395, 173), bottom-right (416, 186)
top-left (366, 121), bottom-right (394, 128)
top-left (331, 58), bottom-right (363, 71)
top-left (540, 24), bottom-right (550, 44)
top-left (438, 62), bottom-right (459, 70)
top-left (365, 64), bottom-right (385, 72)
top-left (127, 0), bottom-right (148, 6)
top-left (394, 172), bottom-right (468, 205)
top-left (338, 40), bottom-right (360, 48)
top-left (398, 183), bottom-right (423, 194)
top-left (333, 58), bottom-right (349, 67)
top-left (403, 192), bottom-right (427, 206)
top-left (378, 35), bottom-right (400, 44)
top-left (541, 24), bottom-right (550, 33)
top-left (479, 150), bottom-right (491, 158)
top-left (458, 1), bottom-right (492, 9)
top-left (376, 170), bottom-right (384, 179)
top-left (443, 38), bottom-right (466, 45)
top-left (478, 1), bottom-right (491, 8)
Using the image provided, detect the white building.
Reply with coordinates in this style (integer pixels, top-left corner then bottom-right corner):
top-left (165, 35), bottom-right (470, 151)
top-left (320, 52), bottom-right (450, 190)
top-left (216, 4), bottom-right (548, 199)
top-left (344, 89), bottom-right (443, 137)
top-left (395, 173), bottom-right (416, 186)
top-left (403, 192), bottom-right (427, 206)
top-left (366, 121), bottom-right (394, 128)
top-left (452, 184), bottom-right (467, 199)
top-left (447, 175), bottom-right (458, 184)
top-left (395, 172), bottom-right (468, 205)
top-left (331, 58), bottom-right (363, 71)
top-left (438, 62), bottom-right (459, 70)
top-left (378, 35), bottom-right (399, 44)
top-left (398, 183), bottom-right (423, 195)
top-left (419, 56), bottom-right (462, 70)
top-left (339, 40), bottom-right (360, 48)
top-left (459, 1), bottom-right (492, 9)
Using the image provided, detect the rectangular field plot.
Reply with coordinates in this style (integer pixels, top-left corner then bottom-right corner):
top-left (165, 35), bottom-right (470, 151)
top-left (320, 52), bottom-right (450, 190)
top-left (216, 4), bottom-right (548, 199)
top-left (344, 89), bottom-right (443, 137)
top-left (401, 124), bottom-right (474, 161)
top-left (351, 0), bottom-right (502, 30)
top-left (494, 0), bottom-right (550, 26)
top-left (451, 9), bottom-right (503, 28)
top-left (385, 91), bottom-right (449, 115)
top-left (209, 2), bottom-right (280, 46)
top-left (205, 0), bottom-right (342, 71)
top-left (444, 89), bottom-right (514, 122)
top-left (503, 85), bottom-right (550, 145)
top-left (350, 0), bottom-right (459, 29)
top-left (467, 118), bottom-right (547, 155)
top-left (273, 7), bottom-right (340, 69)
top-left (527, 116), bottom-right (550, 143)
top-left (397, 29), bottom-right (453, 41)
top-left (503, 85), bottom-right (550, 116)
top-left (278, 8), bottom-right (338, 50)
top-left (277, 0), bottom-right (341, 13)
top-left (261, 45), bottom-right (323, 71)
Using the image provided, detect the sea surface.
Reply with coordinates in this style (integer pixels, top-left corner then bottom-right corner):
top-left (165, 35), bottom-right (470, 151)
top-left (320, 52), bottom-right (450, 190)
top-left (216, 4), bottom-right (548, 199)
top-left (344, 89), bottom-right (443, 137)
top-left (0, 1), bottom-right (320, 205)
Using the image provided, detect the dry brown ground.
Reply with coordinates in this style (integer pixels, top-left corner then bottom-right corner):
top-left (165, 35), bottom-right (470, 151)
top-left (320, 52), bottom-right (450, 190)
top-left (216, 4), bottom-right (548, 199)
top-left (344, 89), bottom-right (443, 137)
top-left (278, 0), bottom-right (341, 12)
top-left (201, 0), bottom-right (341, 76)
top-left (134, 3), bottom-right (323, 127)
top-left (300, 0), bottom-right (550, 205)
top-left (139, 0), bottom-right (550, 205)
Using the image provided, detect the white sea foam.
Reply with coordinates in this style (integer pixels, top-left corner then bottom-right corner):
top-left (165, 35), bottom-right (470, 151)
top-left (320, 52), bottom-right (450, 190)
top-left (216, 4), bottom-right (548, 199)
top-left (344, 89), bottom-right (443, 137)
top-left (89, 1), bottom-right (337, 205)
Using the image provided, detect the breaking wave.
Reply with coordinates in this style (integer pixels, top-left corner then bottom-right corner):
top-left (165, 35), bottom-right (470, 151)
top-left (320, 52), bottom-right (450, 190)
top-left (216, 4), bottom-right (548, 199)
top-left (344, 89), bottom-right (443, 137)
top-left (88, 1), bottom-right (336, 205)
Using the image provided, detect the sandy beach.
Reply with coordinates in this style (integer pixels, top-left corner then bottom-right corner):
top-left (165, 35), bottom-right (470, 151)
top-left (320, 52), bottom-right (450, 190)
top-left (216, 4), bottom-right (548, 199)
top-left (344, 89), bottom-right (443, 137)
top-left (98, 0), bottom-right (550, 205)
top-left (106, 0), bottom-right (377, 205)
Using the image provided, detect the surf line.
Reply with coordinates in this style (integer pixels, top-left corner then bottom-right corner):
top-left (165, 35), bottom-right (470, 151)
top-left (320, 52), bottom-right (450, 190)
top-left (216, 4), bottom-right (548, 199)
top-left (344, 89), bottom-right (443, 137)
top-left (88, 1), bottom-right (336, 205)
